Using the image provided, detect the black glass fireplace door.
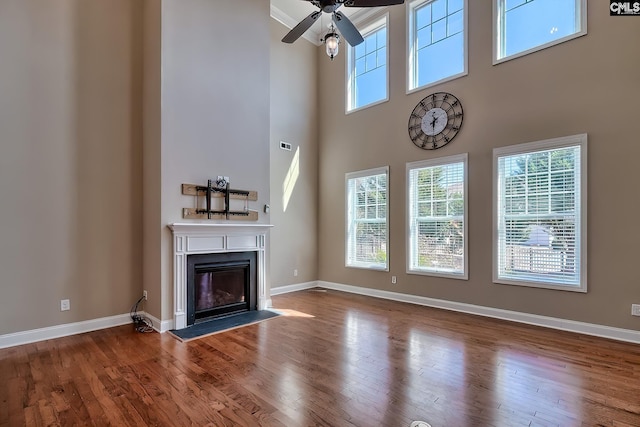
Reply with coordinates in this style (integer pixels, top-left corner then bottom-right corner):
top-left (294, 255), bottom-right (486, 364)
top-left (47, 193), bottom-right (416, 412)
top-left (186, 252), bottom-right (257, 325)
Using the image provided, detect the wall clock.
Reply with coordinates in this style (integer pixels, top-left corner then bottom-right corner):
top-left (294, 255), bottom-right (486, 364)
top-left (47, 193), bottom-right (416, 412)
top-left (408, 92), bottom-right (463, 150)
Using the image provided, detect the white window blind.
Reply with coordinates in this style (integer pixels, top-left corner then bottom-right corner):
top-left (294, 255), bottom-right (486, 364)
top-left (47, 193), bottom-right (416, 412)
top-left (407, 154), bottom-right (467, 278)
top-left (494, 134), bottom-right (587, 291)
top-left (346, 167), bottom-right (389, 270)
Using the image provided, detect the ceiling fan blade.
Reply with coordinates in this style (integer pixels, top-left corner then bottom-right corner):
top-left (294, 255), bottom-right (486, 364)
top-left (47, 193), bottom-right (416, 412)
top-left (282, 11), bottom-right (322, 43)
top-left (332, 11), bottom-right (364, 46)
top-left (344, 0), bottom-right (405, 7)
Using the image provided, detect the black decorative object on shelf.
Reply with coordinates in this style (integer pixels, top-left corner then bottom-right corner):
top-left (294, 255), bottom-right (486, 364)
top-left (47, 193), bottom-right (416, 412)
top-left (181, 180), bottom-right (258, 221)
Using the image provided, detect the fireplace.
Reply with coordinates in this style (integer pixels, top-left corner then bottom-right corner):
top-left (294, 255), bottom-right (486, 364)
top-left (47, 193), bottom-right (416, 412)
top-left (186, 251), bottom-right (257, 325)
top-left (168, 223), bottom-right (272, 332)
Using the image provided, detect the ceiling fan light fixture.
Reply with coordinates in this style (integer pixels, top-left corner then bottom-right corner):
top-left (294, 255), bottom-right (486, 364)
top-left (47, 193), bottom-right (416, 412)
top-left (323, 26), bottom-right (340, 60)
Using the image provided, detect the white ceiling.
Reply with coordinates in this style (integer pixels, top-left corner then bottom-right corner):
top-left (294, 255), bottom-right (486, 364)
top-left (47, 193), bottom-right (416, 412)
top-left (270, 0), bottom-right (379, 46)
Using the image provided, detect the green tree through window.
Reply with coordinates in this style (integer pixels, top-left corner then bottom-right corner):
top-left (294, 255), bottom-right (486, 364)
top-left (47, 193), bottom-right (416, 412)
top-left (346, 167), bottom-right (389, 270)
top-left (408, 155), bottom-right (467, 278)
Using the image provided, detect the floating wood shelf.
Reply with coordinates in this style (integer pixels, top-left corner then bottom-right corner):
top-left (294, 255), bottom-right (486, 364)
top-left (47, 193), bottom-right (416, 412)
top-left (182, 208), bottom-right (258, 221)
top-left (181, 184), bottom-right (258, 201)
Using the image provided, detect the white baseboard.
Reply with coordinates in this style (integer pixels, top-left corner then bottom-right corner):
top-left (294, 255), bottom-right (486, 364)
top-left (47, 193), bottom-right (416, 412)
top-left (158, 319), bottom-right (174, 333)
top-left (6, 281), bottom-right (637, 348)
top-left (312, 281), bottom-right (640, 345)
top-left (143, 312), bottom-right (172, 333)
top-left (0, 313), bottom-right (133, 349)
top-left (270, 281), bottom-right (318, 296)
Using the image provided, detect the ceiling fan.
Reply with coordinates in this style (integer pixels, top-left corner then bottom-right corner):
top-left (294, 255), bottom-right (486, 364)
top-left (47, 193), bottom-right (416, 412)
top-left (282, 0), bottom-right (405, 47)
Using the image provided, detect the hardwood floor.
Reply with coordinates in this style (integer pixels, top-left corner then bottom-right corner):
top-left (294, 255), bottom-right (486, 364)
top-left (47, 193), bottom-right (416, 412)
top-left (1, 289), bottom-right (639, 426)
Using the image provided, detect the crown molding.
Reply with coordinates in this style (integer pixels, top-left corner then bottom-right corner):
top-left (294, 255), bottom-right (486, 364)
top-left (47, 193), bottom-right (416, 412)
top-left (348, 6), bottom-right (383, 26)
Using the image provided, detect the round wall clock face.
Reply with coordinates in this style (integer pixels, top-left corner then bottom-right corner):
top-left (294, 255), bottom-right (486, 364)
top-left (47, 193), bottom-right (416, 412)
top-left (408, 92), bottom-right (463, 150)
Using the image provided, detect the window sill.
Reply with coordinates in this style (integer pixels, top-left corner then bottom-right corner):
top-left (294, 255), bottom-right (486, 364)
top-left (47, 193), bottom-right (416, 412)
top-left (493, 30), bottom-right (587, 66)
top-left (347, 264), bottom-right (389, 272)
top-left (406, 70), bottom-right (468, 96)
top-left (407, 269), bottom-right (468, 280)
top-left (493, 277), bottom-right (587, 293)
top-left (346, 96), bottom-right (389, 115)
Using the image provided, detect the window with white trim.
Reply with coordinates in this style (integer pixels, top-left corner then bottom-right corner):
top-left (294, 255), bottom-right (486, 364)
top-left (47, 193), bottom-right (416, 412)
top-left (407, 154), bottom-right (467, 278)
top-left (346, 167), bottom-right (389, 270)
top-left (494, 0), bottom-right (587, 63)
top-left (408, 0), bottom-right (467, 92)
top-left (493, 134), bottom-right (587, 292)
top-left (347, 15), bottom-right (388, 112)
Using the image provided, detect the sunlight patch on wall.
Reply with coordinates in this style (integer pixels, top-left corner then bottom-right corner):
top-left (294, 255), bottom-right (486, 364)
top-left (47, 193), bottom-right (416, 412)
top-left (282, 146), bottom-right (300, 212)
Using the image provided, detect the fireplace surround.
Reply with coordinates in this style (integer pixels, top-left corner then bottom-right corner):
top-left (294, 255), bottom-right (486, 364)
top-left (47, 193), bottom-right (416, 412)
top-left (168, 223), bottom-right (272, 330)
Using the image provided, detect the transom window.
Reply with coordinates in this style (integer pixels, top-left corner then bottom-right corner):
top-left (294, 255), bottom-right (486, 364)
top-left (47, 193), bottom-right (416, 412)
top-left (407, 154), bottom-right (467, 279)
top-left (346, 167), bottom-right (389, 270)
top-left (494, 0), bottom-right (587, 63)
top-left (347, 15), bottom-right (388, 112)
top-left (408, 0), bottom-right (467, 92)
top-left (493, 134), bottom-right (587, 292)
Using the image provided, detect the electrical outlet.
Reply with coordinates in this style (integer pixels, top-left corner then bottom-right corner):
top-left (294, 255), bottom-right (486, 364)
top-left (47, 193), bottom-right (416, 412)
top-left (60, 299), bottom-right (70, 311)
top-left (391, 276), bottom-right (397, 284)
top-left (293, 269), bottom-right (298, 277)
top-left (143, 290), bottom-right (148, 300)
top-left (632, 304), bottom-right (640, 316)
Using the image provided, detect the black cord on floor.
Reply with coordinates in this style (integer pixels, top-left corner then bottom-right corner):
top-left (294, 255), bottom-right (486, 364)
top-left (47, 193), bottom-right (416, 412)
top-left (131, 296), bottom-right (154, 333)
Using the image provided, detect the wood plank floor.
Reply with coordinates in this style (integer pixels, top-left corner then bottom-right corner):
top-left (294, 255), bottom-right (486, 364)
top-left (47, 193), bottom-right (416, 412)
top-left (1, 289), bottom-right (640, 426)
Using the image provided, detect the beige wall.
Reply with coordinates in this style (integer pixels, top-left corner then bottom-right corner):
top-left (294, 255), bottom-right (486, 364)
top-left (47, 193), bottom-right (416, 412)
top-left (0, 0), bottom-right (143, 335)
top-left (142, 0), bottom-right (162, 321)
top-left (317, 2), bottom-right (640, 331)
top-left (269, 18), bottom-right (319, 288)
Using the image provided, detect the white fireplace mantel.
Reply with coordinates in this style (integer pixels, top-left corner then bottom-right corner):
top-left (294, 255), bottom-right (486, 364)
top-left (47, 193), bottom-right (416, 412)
top-left (168, 223), bottom-right (273, 330)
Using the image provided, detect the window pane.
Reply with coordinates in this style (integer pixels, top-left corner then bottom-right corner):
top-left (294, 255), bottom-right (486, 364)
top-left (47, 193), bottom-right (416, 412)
top-left (366, 52), bottom-right (377, 72)
top-left (432, 18), bottom-right (447, 43)
top-left (505, 0), bottom-right (528, 11)
top-left (432, 0), bottom-right (447, 21)
top-left (505, 175), bottom-right (525, 196)
top-left (416, 3), bottom-right (431, 29)
top-left (376, 27), bottom-right (387, 48)
top-left (354, 66), bottom-right (386, 108)
top-left (355, 42), bottom-right (366, 59)
top-left (418, 202), bottom-right (432, 217)
top-left (411, 0), bottom-right (466, 90)
top-left (500, 0), bottom-right (582, 59)
top-left (365, 33), bottom-right (377, 54)
top-left (408, 156), bottom-right (467, 278)
top-left (417, 26), bottom-right (432, 50)
top-left (416, 32), bottom-right (464, 87)
top-left (448, 10), bottom-right (463, 36)
top-left (448, 0), bottom-right (464, 13)
top-left (349, 20), bottom-right (387, 111)
top-left (346, 169), bottom-right (388, 270)
top-left (377, 46), bottom-right (387, 67)
top-left (355, 57), bottom-right (366, 77)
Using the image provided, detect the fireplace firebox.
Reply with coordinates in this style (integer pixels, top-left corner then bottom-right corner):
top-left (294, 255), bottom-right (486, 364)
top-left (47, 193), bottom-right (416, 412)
top-left (186, 251), bottom-right (257, 325)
